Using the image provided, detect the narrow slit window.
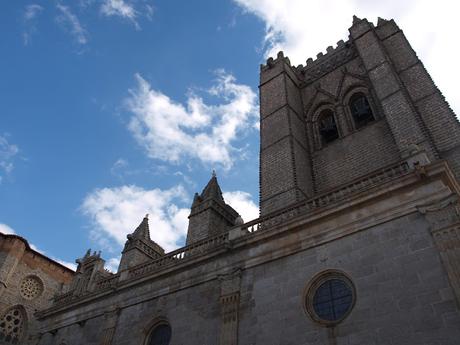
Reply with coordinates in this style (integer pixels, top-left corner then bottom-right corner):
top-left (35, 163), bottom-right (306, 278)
top-left (318, 109), bottom-right (339, 145)
top-left (350, 93), bottom-right (374, 129)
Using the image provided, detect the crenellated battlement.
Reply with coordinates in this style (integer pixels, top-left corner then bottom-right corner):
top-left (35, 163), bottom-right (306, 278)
top-left (260, 40), bottom-right (357, 85)
top-left (298, 39), bottom-right (356, 83)
top-left (261, 16), bottom-right (400, 85)
top-left (260, 50), bottom-right (291, 72)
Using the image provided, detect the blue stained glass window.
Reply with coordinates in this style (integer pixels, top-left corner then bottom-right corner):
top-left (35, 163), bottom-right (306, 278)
top-left (148, 324), bottom-right (171, 345)
top-left (312, 279), bottom-right (353, 321)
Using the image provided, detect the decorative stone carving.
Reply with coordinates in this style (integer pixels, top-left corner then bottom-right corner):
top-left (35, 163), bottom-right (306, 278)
top-left (418, 194), bottom-right (460, 304)
top-left (417, 194), bottom-right (460, 232)
top-left (0, 306), bottom-right (26, 343)
top-left (219, 269), bottom-right (241, 345)
top-left (20, 275), bottom-right (43, 300)
top-left (99, 307), bottom-right (121, 345)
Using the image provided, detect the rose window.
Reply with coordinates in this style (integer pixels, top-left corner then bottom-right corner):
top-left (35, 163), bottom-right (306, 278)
top-left (19, 276), bottom-right (43, 300)
top-left (0, 307), bottom-right (25, 343)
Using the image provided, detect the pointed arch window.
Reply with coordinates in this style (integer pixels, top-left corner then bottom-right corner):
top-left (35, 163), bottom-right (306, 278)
top-left (147, 323), bottom-right (171, 345)
top-left (318, 109), bottom-right (339, 145)
top-left (349, 93), bottom-right (374, 129)
top-left (0, 306), bottom-right (26, 344)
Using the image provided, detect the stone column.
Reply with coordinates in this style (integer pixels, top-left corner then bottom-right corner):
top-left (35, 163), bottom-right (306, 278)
top-left (418, 194), bottom-right (460, 305)
top-left (219, 270), bottom-right (241, 345)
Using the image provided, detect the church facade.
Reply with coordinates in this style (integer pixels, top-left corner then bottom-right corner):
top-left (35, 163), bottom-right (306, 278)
top-left (3, 16), bottom-right (460, 344)
top-left (0, 233), bottom-right (74, 344)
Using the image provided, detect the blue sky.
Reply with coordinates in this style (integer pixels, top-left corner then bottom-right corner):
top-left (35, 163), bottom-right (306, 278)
top-left (1, 0), bottom-right (458, 271)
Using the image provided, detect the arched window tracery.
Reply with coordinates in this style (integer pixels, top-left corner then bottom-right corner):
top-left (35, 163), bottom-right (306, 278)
top-left (147, 323), bottom-right (171, 345)
top-left (349, 93), bottom-right (374, 129)
top-left (318, 109), bottom-right (339, 145)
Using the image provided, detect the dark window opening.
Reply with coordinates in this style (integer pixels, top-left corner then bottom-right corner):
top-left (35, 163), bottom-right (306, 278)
top-left (350, 93), bottom-right (374, 129)
top-left (148, 323), bottom-right (171, 345)
top-left (312, 279), bottom-right (353, 322)
top-left (318, 110), bottom-right (339, 145)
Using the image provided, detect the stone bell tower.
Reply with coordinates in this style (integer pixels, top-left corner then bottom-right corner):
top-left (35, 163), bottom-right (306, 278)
top-left (259, 16), bottom-right (460, 216)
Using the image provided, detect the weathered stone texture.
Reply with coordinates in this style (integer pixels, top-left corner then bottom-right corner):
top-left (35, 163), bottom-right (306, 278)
top-left (0, 234), bottom-right (74, 344)
top-left (238, 213), bottom-right (460, 345)
top-left (312, 119), bottom-right (399, 192)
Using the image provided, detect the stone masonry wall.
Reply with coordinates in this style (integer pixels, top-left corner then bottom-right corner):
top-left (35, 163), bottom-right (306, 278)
top-left (238, 212), bottom-right (460, 345)
top-left (37, 210), bottom-right (460, 345)
top-left (312, 119), bottom-right (399, 192)
top-left (0, 236), bottom-right (73, 345)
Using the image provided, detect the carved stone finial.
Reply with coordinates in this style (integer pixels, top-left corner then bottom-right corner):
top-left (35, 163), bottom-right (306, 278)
top-left (277, 51), bottom-right (284, 59)
top-left (267, 57), bottom-right (275, 67)
top-left (234, 216), bottom-right (244, 226)
top-left (145, 213), bottom-right (149, 219)
top-left (353, 15), bottom-right (361, 24)
top-left (212, 170), bottom-right (216, 178)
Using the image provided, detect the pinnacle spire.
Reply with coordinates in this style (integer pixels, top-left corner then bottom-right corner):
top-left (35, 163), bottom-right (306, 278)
top-left (201, 171), bottom-right (224, 201)
top-left (352, 15), bottom-right (362, 24)
top-left (131, 215), bottom-right (151, 241)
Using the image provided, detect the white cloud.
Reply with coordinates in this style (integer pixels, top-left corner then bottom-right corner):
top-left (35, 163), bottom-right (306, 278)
top-left (105, 256), bottom-right (121, 272)
top-left (81, 185), bottom-right (190, 252)
top-left (0, 223), bottom-right (16, 235)
top-left (110, 158), bottom-right (129, 178)
top-left (56, 3), bottom-right (88, 45)
top-left (223, 191), bottom-right (259, 223)
top-left (54, 259), bottom-right (78, 271)
top-left (23, 4), bottom-right (43, 45)
top-left (24, 4), bottom-right (43, 21)
top-left (233, 0), bottom-right (460, 114)
top-left (0, 135), bottom-right (19, 183)
top-left (145, 4), bottom-right (154, 21)
top-left (30, 243), bottom-right (44, 253)
top-left (100, 0), bottom-right (139, 28)
top-left (125, 70), bottom-right (258, 170)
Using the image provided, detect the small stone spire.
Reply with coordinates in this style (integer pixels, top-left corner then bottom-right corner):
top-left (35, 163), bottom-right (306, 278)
top-left (352, 15), bottom-right (362, 24)
top-left (201, 171), bottom-right (224, 201)
top-left (130, 215), bottom-right (151, 241)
